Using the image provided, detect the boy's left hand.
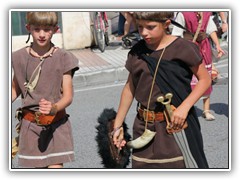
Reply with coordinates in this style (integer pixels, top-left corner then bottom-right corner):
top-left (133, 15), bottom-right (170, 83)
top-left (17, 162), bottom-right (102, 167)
top-left (170, 106), bottom-right (188, 130)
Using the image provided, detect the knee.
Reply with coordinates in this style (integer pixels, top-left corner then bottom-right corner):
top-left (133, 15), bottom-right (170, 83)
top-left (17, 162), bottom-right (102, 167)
top-left (48, 164), bottom-right (63, 168)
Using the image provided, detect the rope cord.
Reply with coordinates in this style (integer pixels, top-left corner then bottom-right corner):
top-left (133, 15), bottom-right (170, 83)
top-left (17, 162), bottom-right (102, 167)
top-left (144, 47), bottom-right (166, 130)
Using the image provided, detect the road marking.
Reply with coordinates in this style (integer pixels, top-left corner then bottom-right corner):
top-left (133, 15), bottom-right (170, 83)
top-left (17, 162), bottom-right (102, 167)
top-left (74, 82), bottom-right (125, 93)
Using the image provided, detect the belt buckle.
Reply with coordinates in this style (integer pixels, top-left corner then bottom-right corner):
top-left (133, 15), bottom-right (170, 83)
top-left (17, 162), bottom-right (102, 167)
top-left (35, 111), bottom-right (42, 125)
top-left (143, 109), bottom-right (155, 121)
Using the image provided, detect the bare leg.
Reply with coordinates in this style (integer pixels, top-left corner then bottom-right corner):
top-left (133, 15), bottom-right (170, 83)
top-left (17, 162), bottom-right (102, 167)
top-left (48, 163), bottom-right (63, 168)
top-left (121, 12), bottom-right (134, 35)
top-left (202, 97), bottom-right (215, 120)
top-left (203, 97), bottom-right (210, 110)
top-left (211, 63), bottom-right (219, 82)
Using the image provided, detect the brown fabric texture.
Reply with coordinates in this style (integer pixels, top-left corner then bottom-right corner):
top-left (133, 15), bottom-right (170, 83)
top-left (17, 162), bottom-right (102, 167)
top-left (132, 115), bottom-right (185, 168)
top-left (12, 48), bottom-right (79, 109)
top-left (18, 117), bottom-right (74, 168)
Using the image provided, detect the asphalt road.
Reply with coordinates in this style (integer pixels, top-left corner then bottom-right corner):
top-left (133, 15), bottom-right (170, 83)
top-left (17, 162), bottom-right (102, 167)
top-left (11, 56), bottom-right (229, 169)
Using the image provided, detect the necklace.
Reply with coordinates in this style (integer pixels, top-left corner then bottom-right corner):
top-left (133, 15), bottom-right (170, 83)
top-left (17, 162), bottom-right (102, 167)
top-left (29, 42), bottom-right (56, 61)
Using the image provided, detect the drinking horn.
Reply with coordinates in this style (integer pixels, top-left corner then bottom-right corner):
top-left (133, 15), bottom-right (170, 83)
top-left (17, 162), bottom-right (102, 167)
top-left (127, 129), bottom-right (156, 149)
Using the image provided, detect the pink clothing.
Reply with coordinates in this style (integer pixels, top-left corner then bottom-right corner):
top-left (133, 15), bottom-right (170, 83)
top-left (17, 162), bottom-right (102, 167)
top-left (182, 12), bottom-right (213, 96)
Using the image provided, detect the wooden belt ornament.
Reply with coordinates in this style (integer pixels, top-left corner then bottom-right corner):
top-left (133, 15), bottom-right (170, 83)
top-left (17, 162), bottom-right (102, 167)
top-left (157, 93), bottom-right (188, 134)
top-left (157, 93), bottom-right (174, 129)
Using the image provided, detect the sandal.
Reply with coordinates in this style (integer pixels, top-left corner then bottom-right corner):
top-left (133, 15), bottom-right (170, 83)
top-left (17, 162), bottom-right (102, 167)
top-left (202, 110), bottom-right (215, 121)
top-left (211, 68), bottom-right (219, 81)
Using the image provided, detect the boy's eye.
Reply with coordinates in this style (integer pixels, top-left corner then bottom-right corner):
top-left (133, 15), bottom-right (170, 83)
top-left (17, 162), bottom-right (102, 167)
top-left (137, 25), bottom-right (156, 31)
top-left (33, 27), bottom-right (52, 32)
top-left (146, 25), bottom-right (155, 30)
top-left (43, 28), bottom-right (51, 32)
top-left (34, 27), bottom-right (40, 32)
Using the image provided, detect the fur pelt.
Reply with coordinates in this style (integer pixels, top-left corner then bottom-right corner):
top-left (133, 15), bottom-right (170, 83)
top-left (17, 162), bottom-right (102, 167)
top-left (95, 108), bottom-right (131, 168)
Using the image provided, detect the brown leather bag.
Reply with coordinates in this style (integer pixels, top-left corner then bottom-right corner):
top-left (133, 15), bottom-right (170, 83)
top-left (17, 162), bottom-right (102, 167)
top-left (183, 31), bottom-right (207, 43)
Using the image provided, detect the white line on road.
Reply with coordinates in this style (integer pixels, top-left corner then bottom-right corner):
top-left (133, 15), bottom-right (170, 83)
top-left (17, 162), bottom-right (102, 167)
top-left (74, 82), bottom-right (125, 93)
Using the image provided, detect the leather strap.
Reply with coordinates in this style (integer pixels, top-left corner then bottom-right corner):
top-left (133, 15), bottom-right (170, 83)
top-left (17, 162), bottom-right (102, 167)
top-left (192, 12), bottom-right (203, 43)
top-left (22, 109), bottom-right (66, 126)
top-left (138, 106), bottom-right (165, 122)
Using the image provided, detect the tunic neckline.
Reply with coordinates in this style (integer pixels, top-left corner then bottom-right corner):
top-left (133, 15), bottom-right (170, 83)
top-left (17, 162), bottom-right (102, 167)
top-left (144, 36), bottom-right (180, 53)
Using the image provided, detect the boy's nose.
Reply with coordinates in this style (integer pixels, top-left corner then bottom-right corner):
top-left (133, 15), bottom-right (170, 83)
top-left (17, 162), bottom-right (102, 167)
top-left (141, 28), bottom-right (148, 37)
top-left (39, 30), bottom-right (45, 37)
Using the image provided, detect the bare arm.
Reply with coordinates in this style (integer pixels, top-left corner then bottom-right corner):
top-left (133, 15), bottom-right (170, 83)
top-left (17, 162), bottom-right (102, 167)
top-left (113, 74), bottom-right (135, 148)
top-left (39, 70), bottom-right (73, 114)
top-left (171, 62), bottom-right (211, 129)
top-left (114, 73), bottom-right (135, 129)
top-left (219, 12), bottom-right (228, 33)
top-left (12, 75), bottom-right (21, 102)
top-left (209, 31), bottom-right (225, 58)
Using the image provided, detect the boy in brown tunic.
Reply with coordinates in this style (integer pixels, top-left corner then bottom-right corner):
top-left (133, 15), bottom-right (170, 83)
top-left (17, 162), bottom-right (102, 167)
top-left (12, 12), bottom-right (79, 168)
top-left (112, 12), bottom-right (210, 168)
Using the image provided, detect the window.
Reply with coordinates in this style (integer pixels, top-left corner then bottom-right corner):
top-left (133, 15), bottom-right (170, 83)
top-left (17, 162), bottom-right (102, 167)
top-left (11, 11), bottom-right (62, 36)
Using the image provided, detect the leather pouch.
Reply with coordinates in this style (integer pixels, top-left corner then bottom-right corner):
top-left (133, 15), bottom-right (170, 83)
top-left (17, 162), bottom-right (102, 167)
top-left (183, 31), bottom-right (207, 43)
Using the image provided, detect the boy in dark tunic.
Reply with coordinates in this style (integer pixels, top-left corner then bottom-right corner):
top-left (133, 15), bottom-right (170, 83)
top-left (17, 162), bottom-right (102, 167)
top-left (12, 12), bottom-right (79, 168)
top-left (112, 12), bottom-right (210, 168)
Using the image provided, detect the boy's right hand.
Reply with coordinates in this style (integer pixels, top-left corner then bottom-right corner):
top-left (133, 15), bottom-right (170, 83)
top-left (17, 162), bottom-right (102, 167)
top-left (112, 126), bottom-right (126, 150)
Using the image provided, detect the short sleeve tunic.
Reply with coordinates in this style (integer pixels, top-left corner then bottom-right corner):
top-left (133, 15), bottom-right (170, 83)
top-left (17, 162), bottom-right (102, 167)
top-left (12, 47), bottom-right (79, 109)
top-left (125, 38), bottom-right (202, 110)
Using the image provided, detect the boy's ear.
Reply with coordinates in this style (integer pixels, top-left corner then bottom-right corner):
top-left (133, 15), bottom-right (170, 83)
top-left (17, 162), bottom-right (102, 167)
top-left (25, 24), bottom-right (30, 32)
top-left (164, 19), bottom-right (171, 28)
top-left (54, 26), bottom-right (59, 33)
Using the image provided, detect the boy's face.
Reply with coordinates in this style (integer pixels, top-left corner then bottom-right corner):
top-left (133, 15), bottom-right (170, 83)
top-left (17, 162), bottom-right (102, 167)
top-left (136, 20), bottom-right (167, 48)
top-left (26, 24), bottom-right (58, 47)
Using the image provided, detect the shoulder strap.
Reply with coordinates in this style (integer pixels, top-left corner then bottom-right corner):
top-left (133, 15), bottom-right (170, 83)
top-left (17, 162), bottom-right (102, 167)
top-left (171, 12), bottom-right (203, 43)
top-left (192, 12), bottom-right (203, 43)
top-left (170, 19), bottom-right (187, 31)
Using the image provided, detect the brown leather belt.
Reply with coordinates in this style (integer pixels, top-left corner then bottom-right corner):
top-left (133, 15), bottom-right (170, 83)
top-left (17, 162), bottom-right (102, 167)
top-left (138, 106), bottom-right (165, 122)
top-left (22, 109), bottom-right (66, 126)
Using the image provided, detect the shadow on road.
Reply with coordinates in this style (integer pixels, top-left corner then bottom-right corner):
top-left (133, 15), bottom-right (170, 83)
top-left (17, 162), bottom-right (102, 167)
top-left (194, 102), bottom-right (229, 118)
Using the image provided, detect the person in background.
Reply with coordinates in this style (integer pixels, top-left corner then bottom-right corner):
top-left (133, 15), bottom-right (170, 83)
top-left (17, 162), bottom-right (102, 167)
top-left (120, 12), bottom-right (137, 36)
top-left (116, 12), bottom-right (126, 41)
top-left (211, 12), bottom-right (228, 82)
top-left (172, 12), bottom-right (224, 120)
top-left (219, 12), bottom-right (228, 33)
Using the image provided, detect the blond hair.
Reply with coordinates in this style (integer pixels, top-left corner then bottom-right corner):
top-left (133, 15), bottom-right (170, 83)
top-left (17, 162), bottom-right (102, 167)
top-left (26, 12), bottom-right (58, 27)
